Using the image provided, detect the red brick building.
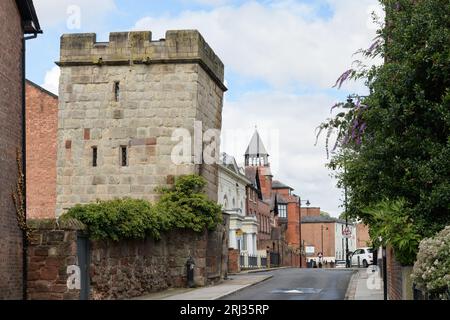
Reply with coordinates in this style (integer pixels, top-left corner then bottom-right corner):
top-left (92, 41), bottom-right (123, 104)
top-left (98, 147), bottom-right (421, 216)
top-left (244, 130), bottom-right (275, 248)
top-left (0, 0), bottom-right (41, 299)
top-left (242, 130), bottom-right (301, 267)
top-left (25, 80), bottom-right (58, 219)
top-left (244, 167), bottom-right (273, 246)
top-left (272, 181), bottom-right (301, 248)
top-left (356, 223), bottom-right (370, 248)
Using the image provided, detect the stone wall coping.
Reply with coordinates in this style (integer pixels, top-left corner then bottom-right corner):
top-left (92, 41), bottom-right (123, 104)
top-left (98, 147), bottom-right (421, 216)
top-left (27, 218), bottom-right (86, 231)
top-left (57, 30), bottom-right (226, 91)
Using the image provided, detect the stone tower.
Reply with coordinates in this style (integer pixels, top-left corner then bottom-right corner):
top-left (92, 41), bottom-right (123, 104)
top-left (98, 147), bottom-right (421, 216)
top-left (55, 30), bottom-right (226, 217)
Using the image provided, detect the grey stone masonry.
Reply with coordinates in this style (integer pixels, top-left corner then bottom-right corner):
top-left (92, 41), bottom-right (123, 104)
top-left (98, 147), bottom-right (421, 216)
top-left (55, 30), bottom-right (226, 217)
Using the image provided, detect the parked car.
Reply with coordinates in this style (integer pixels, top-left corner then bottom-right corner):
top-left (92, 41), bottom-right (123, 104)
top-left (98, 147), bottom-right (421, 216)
top-left (335, 260), bottom-right (346, 268)
top-left (350, 247), bottom-right (373, 267)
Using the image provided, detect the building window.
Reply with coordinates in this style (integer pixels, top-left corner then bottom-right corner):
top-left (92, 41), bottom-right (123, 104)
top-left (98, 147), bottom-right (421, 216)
top-left (120, 146), bottom-right (128, 166)
top-left (114, 81), bottom-right (120, 102)
top-left (92, 146), bottom-right (97, 167)
top-left (278, 204), bottom-right (287, 218)
top-left (242, 234), bottom-right (247, 251)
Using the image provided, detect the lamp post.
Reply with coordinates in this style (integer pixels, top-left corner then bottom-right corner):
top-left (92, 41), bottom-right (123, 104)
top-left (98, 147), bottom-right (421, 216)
top-left (321, 224), bottom-right (328, 258)
top-left (344, 156), bottom-right (350, 268)
top-left (298, 199), bottom-right (310, 268)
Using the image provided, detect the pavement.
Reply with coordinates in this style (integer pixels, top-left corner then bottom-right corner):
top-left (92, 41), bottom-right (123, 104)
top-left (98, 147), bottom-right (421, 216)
top-left (346, 266), bottom-right (384, 300)
top-left (134, 273), bottom-right (273, 300)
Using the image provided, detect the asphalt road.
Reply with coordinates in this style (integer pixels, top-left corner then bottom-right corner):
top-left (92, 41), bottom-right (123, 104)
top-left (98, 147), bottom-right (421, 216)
top-left (221, 268), bottom-right (354, 300)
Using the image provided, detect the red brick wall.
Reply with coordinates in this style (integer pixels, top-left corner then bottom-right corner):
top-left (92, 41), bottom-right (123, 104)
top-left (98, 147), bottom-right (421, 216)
top-left (301, 222), bottom-right (335, 258)
top-left (228, 249), bottom-right (240, 274)
top-left (258, 167), bottom-right (272, 201)
top-left (387, 246), bottom-right (403, 300)
top-left (356, 223), bottom-right (370, 247)
top-left (256, 200), bottom-right (271, 246)
top-left (301, 207), bottom-right (321, 218)
top-left (285, 199), bottom-right (301, 247)
top-left (0, 0), bottom-right (24, 300)
top-left (26, 81), bottom-right (58, 219)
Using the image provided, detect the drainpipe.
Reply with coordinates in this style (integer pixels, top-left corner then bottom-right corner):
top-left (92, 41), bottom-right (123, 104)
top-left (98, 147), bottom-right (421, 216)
top-left (22, 32), bottom-right (38, 300)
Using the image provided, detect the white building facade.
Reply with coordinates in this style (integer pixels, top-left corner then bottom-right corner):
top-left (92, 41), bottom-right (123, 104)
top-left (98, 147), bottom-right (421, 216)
top-left (334, 221), bottom-right (357, 261)
top-left (218, 153), bottom-right (258, 255)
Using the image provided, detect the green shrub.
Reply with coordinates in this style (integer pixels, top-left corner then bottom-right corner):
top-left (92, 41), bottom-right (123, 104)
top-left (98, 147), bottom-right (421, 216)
top-left (60, 175), bottom-right (222, 240)
top-left (362, 198), bottom-right (422, 266)
top-left (412, 226), bottom-right (450, 299)
top-left (154, 174), bottom-right (223, 232)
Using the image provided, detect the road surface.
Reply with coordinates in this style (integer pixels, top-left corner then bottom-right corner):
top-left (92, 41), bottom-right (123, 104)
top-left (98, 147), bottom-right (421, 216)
top-left (221, 268), bottom-right (354, 300)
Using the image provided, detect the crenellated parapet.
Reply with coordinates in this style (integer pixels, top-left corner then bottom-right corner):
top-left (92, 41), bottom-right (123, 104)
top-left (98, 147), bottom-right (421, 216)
top-left (57, 30), bottom-right (226, 90)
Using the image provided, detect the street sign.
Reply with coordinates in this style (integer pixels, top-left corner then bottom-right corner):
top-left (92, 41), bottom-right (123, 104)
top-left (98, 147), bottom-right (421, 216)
top-left (305, 246), bottom-right (315, 254)
top-left (342, 226), bottom-right (352, 238)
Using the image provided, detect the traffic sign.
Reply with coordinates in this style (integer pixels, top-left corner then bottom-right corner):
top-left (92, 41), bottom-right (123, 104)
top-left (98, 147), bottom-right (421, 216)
top-left (342, 226), bottom-right (352, 238)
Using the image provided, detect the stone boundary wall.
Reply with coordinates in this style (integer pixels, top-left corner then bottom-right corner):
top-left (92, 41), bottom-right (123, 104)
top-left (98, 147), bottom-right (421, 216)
top-left (27, 219), bottom-right (84, 300)
top-left (90, 229), bottom-right (210, 299)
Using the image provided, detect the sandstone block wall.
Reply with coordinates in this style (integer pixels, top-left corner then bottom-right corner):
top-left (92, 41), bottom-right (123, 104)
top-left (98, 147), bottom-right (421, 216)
top-left (55, 30), bottom-right (225, 216)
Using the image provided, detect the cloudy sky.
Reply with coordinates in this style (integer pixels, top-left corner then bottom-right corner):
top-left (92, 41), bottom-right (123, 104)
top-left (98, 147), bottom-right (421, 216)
top-left (27, 0), bottom-right (382, 216)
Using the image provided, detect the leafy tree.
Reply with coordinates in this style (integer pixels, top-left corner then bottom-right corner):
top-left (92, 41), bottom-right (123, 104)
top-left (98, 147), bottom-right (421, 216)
top-left (317, 0), bottom-right (450, 264)
top-left (320, 211), bottom-right (331, 217)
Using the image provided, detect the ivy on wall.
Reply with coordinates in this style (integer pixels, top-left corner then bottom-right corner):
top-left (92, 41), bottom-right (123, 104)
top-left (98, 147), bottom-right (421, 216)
top-left (12, 148), bottom-right (30, 242)
top-left (60, 175), bottom-right (223, 241)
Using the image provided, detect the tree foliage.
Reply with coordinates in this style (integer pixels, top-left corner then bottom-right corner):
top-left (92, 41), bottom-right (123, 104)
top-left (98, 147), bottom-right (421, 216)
top-left (318, 0), bottom-right (450, 264)
top-left (60, 175), bottom-right (223, 240)
top-left (320, 211), bottom-right (331, 217)
top-left (362, 198), bottom-right (422, 265)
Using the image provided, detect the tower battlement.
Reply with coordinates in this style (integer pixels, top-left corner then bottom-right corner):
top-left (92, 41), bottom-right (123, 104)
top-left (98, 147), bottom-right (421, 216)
top-left (58, 30), bottom-right (225, 89)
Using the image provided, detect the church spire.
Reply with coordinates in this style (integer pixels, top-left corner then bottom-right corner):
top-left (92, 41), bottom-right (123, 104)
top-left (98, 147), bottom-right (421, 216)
top-left (244, 129), bottom-right (269, 167)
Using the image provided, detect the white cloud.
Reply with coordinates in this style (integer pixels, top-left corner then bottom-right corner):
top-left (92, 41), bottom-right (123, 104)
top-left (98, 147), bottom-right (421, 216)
top-left (221, 91), bottom-right (343, 216)
top-left (133, 0), bottom-right (382, 89)
top-left (42, 66), bottom-right (60, 95)
top-left (33, 0), bottom-right (116, 29)
top-left (132, 0), bottom-right (382, 216)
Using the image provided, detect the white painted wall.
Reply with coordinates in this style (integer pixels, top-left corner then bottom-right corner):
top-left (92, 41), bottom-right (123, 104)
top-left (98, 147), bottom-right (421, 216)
top-left (334, 222), bottom-right (357, 261)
